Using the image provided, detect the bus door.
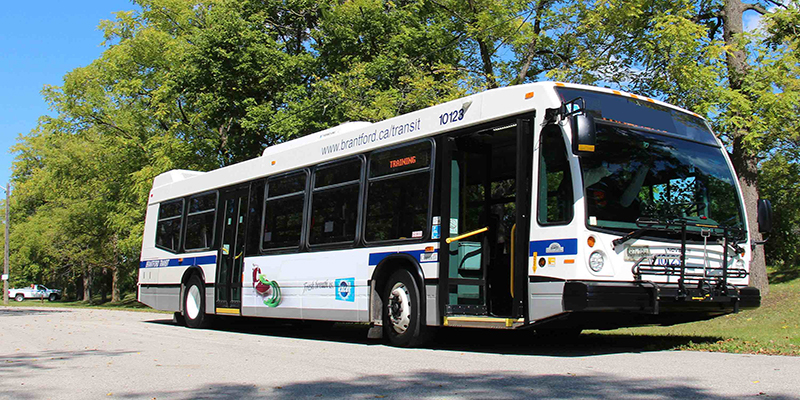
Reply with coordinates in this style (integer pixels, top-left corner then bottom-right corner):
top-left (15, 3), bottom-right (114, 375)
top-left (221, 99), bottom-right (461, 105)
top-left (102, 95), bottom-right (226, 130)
top-left (440, 117), bottom-right (533, 318)
top-left (215, 186), bottom-right (250, 314)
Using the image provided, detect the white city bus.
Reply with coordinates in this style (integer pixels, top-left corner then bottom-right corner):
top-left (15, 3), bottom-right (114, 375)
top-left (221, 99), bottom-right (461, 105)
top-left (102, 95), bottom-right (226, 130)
top-left (139, 82), bottom-right (770, 347)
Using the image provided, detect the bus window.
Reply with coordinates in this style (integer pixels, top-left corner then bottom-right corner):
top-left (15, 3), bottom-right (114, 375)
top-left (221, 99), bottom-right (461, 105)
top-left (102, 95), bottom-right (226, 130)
top-left (184, 192), bottom-right (218, 251)
top-left (365, 140), bottom-right (432, 242)
top-left (246, 180), bottom-right (265, 256)
top-left (537, 127), bottom-right (574, 225)
top-left (309, 157), bottom-right (362, 245)
top-left (263, 171), bottom-right (307, 250)
top-left (156, 199), bottom-right (183, 252)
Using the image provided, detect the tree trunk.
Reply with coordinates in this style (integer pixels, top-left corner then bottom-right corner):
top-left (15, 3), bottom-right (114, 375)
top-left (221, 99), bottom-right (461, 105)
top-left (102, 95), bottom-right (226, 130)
top-left (111, 234), bottom-right (121, 303)
top-left (467, 0), bottom-right (498, 89)
top-left (721, 0), bottom-right (769, 295)
top-left (112, 266), bottom-right (121, 303)
top-left (82, 265), bottom-right (92, 303)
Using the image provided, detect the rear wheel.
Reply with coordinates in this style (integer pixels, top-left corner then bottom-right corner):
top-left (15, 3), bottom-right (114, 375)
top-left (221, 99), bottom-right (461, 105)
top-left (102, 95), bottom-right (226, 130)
top-left (382, 269), bottom-right (430, 347)
top-left (14, 293), bottom-right (24, 302)
top-left (183, 275), bottom-right (212, 328)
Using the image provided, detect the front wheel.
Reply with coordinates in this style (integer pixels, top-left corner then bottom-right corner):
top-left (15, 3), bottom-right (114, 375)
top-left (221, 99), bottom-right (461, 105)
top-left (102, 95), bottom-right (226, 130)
top-left (183, 275), bottom-right (212, 329)
top-left (48, 293), bottom-right (58, 302)
top-left (382, 269), bottom-right (430, 347)
top-left (14, 293), bottom-right (24, 302)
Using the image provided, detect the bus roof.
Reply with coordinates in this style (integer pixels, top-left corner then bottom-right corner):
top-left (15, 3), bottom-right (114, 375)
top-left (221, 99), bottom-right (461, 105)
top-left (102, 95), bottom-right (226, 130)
top-left (148, 82), bottom-right (704, 204)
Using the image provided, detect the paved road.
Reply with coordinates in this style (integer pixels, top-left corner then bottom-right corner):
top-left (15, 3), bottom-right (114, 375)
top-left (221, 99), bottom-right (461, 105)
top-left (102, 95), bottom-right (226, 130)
top-left (1, 306), bottom-right (798, 399)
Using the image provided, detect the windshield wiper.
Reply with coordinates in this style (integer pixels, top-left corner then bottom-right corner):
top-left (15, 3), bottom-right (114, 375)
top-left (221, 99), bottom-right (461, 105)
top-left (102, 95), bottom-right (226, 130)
top-left (611, 217), bottom-right (685, 247)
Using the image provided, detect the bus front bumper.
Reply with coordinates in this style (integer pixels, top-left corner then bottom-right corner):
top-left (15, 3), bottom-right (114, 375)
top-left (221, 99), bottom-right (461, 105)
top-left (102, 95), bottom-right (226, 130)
top-left (550, 281), bottom-right (760, 329)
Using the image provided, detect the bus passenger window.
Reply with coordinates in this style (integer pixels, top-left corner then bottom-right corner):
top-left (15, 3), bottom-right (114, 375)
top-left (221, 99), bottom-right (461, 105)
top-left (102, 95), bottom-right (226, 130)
top-left (263, 171), bottom-right (307, 250)
top-left (246, 180), bottom-right (265, 256)
top-left (537, 128), bottom-right (574, 225)
top-left (365, 140), bottom-right (432, 242)
top-left (156, 199), bottom-right (183, 252)
top-left (184, 192), bottom-right (218, 251)
top-left (309, 158), bottom-right (362, 245)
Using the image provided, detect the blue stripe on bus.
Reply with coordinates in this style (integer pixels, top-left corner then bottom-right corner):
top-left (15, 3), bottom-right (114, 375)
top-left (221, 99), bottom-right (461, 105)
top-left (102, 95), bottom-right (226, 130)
top-left (140, 255), bottom-right (218, 269)
top-left (369, 250), bottom-right (438, 266)
top-left (529, 238), bottom-right (578, 256)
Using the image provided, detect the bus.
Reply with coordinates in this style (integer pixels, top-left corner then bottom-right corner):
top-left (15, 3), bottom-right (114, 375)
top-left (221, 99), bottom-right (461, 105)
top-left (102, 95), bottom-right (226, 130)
top-left (138, 81), bottom-right (771, 347)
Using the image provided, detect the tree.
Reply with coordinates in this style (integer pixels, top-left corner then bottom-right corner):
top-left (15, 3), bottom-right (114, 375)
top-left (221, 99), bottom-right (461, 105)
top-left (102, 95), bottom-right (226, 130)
top-left (546, 0), bottom-right (800, 295)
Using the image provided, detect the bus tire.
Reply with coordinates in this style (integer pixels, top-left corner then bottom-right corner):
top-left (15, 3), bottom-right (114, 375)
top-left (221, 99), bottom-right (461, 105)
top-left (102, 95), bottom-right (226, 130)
top-left (183, 275), bottom-right (212, 329)
top-left (382, 269), bottom-right (429, 347)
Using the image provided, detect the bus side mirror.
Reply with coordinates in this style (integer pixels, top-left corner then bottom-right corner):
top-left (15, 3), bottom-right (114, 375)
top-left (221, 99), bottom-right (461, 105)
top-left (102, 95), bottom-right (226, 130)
top-left (570, 114), bottom-right (596, 156)
top-left (757, 199), bottom-right (772, 233)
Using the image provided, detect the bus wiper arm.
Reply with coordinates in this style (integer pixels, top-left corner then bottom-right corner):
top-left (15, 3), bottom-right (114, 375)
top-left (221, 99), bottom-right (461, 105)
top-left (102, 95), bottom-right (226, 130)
top-left (611, 227), bottom-right (652, 247)
top-left (611, 217), bottom-right (683, 247)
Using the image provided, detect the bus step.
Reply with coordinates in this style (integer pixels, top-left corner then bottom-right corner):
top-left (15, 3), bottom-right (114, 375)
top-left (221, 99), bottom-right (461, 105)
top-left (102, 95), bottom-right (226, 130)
top-left (443, 316), bottom-right (525, 329)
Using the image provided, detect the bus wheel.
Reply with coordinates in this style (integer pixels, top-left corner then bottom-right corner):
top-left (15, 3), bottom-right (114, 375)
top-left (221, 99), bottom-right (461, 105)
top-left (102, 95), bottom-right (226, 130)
top-left (382, 269), bottom-right (429, 347)
top-left (183, 275), bottom-right (212, 329)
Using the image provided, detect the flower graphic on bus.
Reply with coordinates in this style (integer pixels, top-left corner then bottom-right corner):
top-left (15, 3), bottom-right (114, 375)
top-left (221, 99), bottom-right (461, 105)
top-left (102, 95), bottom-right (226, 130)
top-left (252, 267), bottom-right (281, 307)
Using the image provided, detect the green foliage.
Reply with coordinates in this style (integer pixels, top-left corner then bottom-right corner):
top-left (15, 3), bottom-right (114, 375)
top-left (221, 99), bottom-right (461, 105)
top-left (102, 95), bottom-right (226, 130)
top-left (760, 151), bottom-right (800, 282)
top-left (7, 0), bottom-right (799, 299)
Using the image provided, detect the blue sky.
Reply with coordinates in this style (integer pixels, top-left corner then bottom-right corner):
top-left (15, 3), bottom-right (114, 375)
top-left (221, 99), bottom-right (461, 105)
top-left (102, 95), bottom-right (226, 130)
top-left (0, 0), bottom-right (137, 189)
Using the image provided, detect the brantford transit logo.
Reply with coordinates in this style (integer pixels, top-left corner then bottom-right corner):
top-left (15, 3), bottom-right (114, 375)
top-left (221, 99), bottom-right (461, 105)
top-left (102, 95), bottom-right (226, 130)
top-left (546, 242), bottom-right (565, 253)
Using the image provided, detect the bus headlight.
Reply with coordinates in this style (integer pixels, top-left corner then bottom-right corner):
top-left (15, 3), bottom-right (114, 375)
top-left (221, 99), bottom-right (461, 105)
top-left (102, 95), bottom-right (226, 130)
top-left (589, 251), bottom-right (605, 272)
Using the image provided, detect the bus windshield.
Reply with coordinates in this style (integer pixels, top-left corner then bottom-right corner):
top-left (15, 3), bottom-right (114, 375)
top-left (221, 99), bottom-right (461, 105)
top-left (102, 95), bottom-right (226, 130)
top-left (580, 123), bottom-right (745, 239)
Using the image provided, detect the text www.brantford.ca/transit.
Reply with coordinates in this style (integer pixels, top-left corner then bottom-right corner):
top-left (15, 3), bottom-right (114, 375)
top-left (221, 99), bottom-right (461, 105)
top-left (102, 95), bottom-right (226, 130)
top-left (321, 118), bottom-right (421, 155)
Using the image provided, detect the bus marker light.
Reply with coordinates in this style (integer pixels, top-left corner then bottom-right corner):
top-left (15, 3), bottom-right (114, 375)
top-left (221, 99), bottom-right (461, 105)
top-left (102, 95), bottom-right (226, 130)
top-left (587, 236), bottom-right (596, 248)
top-left (525, 92), bottom-right (535, 99)
top-left (271, 161), bottom-right (276, 165)
top-left (555, 82), bottom-right (565, 87)
top-left (612, 90), bottom-right (622, 95)
top-left (630, 94), bottom-right (639, 99)
top-left (578, 144), bottom-right (595, 152)
top-left (425, 246), bottom-right (434, 252)
top-left (564, 259), bottom-right (575, 264)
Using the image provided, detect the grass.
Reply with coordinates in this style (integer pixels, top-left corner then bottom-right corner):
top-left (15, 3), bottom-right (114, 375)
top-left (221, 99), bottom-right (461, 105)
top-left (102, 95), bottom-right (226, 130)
top-left (590, 277), bottom-right (800, 356)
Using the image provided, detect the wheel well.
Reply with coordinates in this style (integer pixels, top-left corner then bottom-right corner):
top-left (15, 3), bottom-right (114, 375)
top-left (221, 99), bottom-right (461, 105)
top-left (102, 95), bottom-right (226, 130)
top-left (369, 254), bottom-right (426, 326)
top-left (371, 254), bottom-right (425, 297)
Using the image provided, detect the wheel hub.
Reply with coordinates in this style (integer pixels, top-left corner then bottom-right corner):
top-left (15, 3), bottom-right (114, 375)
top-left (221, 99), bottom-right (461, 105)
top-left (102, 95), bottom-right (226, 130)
top-left (388, 282), bottom-right (412, 334)
top-left (186, 285), bottom-right (201, 320)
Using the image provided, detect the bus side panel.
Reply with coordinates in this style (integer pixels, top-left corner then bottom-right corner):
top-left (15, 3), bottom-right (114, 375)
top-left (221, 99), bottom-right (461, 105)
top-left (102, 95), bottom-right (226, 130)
top-left (139, 203), bottom-right (161, 309)
top-left (240, 245), bottom-right (438, 323)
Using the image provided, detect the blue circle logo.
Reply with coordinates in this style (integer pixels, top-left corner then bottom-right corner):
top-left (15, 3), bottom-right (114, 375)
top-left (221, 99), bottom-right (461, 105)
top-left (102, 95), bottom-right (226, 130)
top-left (339, 280), bottom-right (350, 299)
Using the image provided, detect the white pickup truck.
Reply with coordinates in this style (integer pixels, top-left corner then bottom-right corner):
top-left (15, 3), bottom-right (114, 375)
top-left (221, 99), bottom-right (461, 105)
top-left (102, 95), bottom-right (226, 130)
top-left (8, 285), bottom-right (62, 302)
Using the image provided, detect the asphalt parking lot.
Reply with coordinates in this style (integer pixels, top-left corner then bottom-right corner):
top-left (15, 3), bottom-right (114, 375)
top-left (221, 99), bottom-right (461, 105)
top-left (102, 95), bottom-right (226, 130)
top-left (1, 307), bottom-right (798, 399)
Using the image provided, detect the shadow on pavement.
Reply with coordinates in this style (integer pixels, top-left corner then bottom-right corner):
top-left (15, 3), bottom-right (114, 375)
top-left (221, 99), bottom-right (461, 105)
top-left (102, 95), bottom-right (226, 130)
top-left (0, 349), bottom-right (136, 372)
top-left (117, 370), bottom-right (791, 399)
top-left (144, 316), bottom-right (723, 357)
top-left (0, 308), bottom-right (70, 316)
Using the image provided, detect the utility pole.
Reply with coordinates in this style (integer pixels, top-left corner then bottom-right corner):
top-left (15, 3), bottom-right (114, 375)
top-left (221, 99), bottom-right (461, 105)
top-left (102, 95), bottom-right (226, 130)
top-left (3, 183), bottom-right (9, 306)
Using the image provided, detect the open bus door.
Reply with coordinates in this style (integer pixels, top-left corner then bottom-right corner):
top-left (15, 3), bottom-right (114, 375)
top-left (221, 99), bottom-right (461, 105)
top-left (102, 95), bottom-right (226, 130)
top-left (215, 185), bottom-right (249, 315)
top-left (438, 116), bottom-right (533, 323)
